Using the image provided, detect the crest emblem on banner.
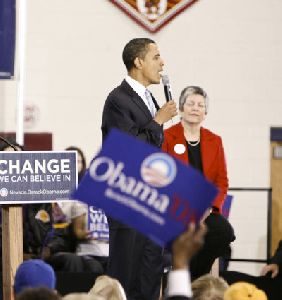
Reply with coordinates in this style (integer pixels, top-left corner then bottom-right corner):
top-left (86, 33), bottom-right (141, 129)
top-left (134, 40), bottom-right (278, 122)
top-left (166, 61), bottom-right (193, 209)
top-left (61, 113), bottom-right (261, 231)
top-left (109, 0), bottom-right (198, 33)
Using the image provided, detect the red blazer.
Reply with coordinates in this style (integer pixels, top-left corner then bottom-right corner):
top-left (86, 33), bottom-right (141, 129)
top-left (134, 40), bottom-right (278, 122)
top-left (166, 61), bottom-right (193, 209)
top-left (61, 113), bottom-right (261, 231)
top-left (162, 122), bottom-right (228, 211)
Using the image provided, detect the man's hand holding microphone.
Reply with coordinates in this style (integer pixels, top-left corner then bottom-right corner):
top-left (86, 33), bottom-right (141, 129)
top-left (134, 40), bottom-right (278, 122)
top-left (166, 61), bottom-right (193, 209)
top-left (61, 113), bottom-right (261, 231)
top-left (154, 74), bottom-right (177, 125)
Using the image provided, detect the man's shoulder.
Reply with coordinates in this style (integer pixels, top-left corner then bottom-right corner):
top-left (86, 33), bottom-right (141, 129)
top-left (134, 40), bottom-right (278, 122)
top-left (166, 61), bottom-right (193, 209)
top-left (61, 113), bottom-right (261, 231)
top-left (107, 80), bottom-right (131, 99)
top-left (104, 81), bottom-right (132, 108)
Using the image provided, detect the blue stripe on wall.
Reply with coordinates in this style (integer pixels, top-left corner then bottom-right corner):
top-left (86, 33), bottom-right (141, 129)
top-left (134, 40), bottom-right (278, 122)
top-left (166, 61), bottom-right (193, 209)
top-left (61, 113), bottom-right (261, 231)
top-left (0, 0), bottom-right (16, 79)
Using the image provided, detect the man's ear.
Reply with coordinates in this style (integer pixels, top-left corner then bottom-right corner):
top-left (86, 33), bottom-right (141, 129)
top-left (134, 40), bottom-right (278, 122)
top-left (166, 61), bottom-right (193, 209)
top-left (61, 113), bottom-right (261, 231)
top-left (134, 57), bottom-right (142, 69)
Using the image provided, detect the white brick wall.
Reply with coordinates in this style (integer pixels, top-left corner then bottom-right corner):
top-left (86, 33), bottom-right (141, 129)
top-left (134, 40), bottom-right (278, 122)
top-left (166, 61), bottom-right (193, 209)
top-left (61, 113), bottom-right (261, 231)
top-left (1, 0), bottom-right (282, 274)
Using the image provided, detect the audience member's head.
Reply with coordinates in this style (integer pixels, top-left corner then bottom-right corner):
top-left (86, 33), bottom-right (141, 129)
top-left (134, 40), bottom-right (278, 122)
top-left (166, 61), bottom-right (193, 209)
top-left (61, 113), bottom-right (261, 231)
top-left (62, 293), bottom-right (93, 300)
top-left (15, 287), bottom-right (60, 300)
top-left (88, 275), bottom-right (127, 300)
top-left (192, 274), bottom-right (228, 300)
top-left (224, 282), bottom-right (267, 300)
top-left (65, 146), bottom-right (86, 182)
top-left (14, 259), bottom-right (56, 295)
top-left (0, 138), bottom-right (24, 151)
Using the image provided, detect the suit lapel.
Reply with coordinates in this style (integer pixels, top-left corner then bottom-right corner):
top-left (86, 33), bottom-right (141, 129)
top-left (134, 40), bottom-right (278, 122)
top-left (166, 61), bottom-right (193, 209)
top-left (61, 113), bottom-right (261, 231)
top-left (120, 80), bottom-right (154, 119)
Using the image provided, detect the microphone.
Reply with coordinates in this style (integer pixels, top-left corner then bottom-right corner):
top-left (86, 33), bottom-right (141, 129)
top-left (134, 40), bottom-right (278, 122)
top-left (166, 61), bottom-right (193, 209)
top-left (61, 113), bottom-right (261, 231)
top-left (0, 136), bottom-right (18, 151)
top-left (162, 74), bottom-right (173, 102)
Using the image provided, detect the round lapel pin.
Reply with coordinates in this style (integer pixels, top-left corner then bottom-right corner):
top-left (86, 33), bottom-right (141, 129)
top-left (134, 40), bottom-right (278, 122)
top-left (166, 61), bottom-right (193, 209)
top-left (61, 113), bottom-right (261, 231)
top-left (174, 144), bottom-right (186, 154)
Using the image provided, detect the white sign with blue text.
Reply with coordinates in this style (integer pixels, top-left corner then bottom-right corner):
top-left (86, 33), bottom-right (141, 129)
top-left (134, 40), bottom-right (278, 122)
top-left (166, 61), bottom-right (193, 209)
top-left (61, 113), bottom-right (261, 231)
top-left (0, 151), bottom-right (77, 204)
top-left (88, 206), bottom-right (109, 241)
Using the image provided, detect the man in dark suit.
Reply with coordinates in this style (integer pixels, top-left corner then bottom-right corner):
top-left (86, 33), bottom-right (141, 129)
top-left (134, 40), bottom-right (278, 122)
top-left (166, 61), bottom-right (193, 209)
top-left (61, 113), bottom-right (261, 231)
top-left (101, 38), bottom-right (177, 300)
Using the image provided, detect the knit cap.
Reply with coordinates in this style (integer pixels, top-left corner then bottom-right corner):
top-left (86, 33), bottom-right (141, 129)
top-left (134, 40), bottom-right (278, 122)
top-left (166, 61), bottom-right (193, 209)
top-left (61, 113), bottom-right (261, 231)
top-left (14, 259), bottom-right (56, 294)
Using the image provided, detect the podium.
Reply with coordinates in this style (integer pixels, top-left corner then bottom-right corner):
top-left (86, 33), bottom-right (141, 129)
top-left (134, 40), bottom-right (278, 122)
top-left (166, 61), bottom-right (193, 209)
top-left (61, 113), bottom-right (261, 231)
top-left (0, 151), bottom-right (77, 300)
top-left (1, 206), bottom-right (23, 300)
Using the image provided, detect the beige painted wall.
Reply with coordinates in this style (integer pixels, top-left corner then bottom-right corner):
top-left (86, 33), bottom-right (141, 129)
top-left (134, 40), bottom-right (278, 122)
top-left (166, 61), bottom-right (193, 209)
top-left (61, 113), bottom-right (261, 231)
top-left (1, 0), bottom-right (282, 274)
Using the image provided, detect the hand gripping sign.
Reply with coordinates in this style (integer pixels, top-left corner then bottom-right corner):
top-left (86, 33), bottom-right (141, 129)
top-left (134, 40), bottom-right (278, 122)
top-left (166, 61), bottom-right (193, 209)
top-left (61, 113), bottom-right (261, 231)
top-left (73, 129), bottom-right (218, 246)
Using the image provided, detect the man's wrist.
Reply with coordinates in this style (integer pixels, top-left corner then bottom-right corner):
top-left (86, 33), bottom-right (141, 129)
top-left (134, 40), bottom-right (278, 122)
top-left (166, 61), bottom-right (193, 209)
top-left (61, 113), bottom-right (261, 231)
top-left (172, 258), bottom-right (188, 270)
top-left (153, 116), bottom-right (164, 125)
top-left (167, 269), bottom-right (192, 297)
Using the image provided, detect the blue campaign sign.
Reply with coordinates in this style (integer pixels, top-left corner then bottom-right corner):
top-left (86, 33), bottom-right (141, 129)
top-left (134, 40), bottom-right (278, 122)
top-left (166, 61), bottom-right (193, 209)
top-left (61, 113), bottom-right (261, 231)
top-left (0, 151), bottom-right (77, 204)
top-left (88, 206), bottom-right (109, 241)
top-left (222, 194), bottom-right (233, 219)
top-left (73, 129), bottom-right (219, 246)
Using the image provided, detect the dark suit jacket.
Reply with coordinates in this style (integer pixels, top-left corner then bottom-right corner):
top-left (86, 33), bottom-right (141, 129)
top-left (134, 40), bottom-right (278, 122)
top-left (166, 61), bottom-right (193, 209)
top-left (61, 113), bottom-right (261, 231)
top-left (162, 122), bottom-right (228, 211)
top-left (101, 79), bottom-right (164, 300)
top-left (102, 79), bottom-right (163, 147)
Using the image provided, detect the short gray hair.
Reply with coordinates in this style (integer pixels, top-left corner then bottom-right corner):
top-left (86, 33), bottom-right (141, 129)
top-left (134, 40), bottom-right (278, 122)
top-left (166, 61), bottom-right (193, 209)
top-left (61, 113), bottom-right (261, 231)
top-left (192, 274), bottom-right (228, 300)
top-left (179, 86), bottom-right (209, 114)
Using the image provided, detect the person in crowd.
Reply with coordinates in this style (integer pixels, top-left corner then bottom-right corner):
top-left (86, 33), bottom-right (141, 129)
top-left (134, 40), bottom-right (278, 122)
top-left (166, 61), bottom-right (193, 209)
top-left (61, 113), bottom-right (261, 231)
top-left (23, 202), bottom-right (53, 259)
top-left (223, 282), bottom-right (267, 300)
top-left (191, 274), bottom-right (228, 300)
top-left (166, 222), bottom-right (207, 300)
top-left (0, 138), bottom-right (23, 151)
top-left (101, 37), bottom-right (177, 299)
top-left (65, 146), bottom-right (87, 183)
top-left (52, 145), bottom-right (87, 225)
top-left (260, 240), bottom-right (282, 278)
top-left (88, 275), bottom-right (126, 300)
top-left (15, 287), bottom-right (61, 300)
top-left (14, 259), bottom-right (56, 295)
top-left (162, 86), bottom-right (235, 279)
top-left (43, 145), bottom-right (106, 273)
top-left (221, 240), bottom-right (282, 300)
top-left (62, 293), bottom-right (92, 300)
top-left (42, 200), bottom-right (105, 274)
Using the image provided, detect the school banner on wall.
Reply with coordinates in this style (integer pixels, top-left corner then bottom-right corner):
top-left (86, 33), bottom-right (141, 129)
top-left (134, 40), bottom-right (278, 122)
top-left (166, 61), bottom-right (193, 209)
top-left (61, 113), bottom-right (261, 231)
top-left (0, 0), bottom-right (16, 79)
top-left (73, 129), bottom-right (218, 246)
top-left (109, 0), bottom-right (199, 33)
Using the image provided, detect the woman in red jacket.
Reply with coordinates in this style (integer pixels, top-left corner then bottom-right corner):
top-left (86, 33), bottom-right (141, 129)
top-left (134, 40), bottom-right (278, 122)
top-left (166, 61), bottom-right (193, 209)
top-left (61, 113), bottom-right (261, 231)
top-left (162, 86), bottom-right (235, 279)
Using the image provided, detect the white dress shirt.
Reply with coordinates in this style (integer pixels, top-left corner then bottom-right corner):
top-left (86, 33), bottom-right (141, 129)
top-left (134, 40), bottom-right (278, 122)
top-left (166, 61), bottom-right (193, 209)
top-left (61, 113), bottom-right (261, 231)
top-left (167, 269), bottom-right (192, 298)
top-left (125, 75), bottom-right (156, 116)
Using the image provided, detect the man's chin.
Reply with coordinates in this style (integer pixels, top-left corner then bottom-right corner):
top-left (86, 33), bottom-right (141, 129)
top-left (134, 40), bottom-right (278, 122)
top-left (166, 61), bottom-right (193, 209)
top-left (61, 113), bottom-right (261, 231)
top-left (151, 78), bottom-right (161, 84)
